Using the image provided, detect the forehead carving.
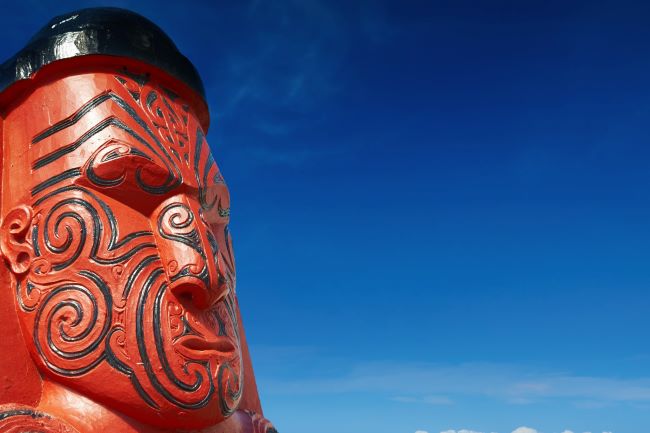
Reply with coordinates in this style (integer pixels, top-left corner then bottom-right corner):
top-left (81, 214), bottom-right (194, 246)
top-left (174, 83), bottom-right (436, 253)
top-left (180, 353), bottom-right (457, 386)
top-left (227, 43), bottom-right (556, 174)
top-left (27, 70), bottom-right (224, 209)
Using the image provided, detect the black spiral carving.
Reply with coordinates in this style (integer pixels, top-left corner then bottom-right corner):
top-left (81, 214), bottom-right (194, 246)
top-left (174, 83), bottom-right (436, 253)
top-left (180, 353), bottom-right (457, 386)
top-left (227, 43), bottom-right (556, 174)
top-left (35, 185), bottom-right (155, 268)
top-left (32, 271), bottom-right (112, 376)
top-left (157, 203), bottom-right (203, 255)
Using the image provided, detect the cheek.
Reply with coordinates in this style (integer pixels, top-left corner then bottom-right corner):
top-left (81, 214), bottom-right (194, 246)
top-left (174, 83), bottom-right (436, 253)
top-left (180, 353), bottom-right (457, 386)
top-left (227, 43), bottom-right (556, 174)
top-left (14, 274), bottom-right (113, 378)
top-left (211, 292), bottom-right (244, 416)
top-left (30, 191), bottom-right (156, 276)
top-left (17, 189), bottom-right (160, 370)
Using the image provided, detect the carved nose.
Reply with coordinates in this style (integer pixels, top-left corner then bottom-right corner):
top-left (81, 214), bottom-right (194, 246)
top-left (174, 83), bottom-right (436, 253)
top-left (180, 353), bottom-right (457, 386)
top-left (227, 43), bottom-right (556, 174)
top-left (154, 195), bottom-right (224, 310)
top-left (169, 279), bottom-right (210, 310)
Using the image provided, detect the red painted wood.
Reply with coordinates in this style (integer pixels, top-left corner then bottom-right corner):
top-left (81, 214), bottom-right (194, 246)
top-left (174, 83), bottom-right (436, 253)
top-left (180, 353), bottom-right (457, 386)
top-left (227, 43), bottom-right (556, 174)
top-left (0, 56), bottom-right (276, 432)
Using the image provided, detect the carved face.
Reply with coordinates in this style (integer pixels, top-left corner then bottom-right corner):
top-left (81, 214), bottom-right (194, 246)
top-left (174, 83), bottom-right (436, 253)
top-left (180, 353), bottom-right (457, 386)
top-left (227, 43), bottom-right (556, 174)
top-left (1, 69), bottom-right (242, 428)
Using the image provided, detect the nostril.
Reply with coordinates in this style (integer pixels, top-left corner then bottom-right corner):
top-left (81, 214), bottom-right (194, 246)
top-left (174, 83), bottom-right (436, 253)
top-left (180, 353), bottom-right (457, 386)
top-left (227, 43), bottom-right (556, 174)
top-left (178, 291), bottom-right (193, 304)
top-left (170, 281), bottom-right (210, 310)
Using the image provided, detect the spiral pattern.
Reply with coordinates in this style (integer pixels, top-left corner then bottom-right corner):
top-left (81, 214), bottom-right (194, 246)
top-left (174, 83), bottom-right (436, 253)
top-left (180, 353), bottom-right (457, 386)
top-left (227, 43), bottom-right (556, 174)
top-left (32, 272), bottom-right (112, 376)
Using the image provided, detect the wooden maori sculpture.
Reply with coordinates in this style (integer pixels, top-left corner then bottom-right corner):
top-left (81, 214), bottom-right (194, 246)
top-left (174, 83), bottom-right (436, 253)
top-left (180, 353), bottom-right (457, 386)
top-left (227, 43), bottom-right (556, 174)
top-left (0, 8), bottom-right (276, 433)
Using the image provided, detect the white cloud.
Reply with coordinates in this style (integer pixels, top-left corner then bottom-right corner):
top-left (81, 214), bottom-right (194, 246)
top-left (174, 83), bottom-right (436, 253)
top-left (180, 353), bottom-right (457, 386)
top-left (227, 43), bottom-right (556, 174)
top-left (440, 430), bottom-right (484, 433)
top-left (263, 360), bottom-right (650, 407)
top-left (512, 428), bottom-right (538, 433)
top-left (415, 431), bottom-right (428, 433)
top-left (393, 395), bottom-right (453, 405)
top-left (423, 395), bottom-right (454, 405)
top-left (561, 430), bottom-right (574, 433)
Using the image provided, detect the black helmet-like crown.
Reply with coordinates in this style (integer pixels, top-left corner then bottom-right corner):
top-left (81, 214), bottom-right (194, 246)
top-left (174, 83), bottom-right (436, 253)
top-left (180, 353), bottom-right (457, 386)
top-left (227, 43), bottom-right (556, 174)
top-left (0, 8), bottom-right (206, 100)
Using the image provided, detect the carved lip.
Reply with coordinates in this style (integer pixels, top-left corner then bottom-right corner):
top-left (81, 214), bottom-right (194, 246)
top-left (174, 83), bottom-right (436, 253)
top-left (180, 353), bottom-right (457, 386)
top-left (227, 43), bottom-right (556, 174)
top-left (176, 335), bottom-right (236, 358)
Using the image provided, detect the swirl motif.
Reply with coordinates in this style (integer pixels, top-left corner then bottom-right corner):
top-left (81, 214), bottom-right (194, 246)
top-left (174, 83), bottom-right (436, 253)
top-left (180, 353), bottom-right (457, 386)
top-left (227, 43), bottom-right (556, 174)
top-left (0, 407), bottom-right (80, 433)
top-left (158, 203), bottom-right (203, 255)
top-left (31, 272), bottom-right (112, 376)
top-left (35, 186), bottom-right (155, 268)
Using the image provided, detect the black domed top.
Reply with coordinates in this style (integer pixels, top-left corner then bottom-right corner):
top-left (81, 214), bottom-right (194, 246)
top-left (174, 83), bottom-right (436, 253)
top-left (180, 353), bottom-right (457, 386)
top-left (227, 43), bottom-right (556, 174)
top-left (0, 7), bottom-right (206, 100)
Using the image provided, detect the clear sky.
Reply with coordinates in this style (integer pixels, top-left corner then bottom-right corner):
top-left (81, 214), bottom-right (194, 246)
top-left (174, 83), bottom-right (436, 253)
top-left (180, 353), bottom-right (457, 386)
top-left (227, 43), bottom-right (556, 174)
top-left (2, 1), bottom-right (649, 433)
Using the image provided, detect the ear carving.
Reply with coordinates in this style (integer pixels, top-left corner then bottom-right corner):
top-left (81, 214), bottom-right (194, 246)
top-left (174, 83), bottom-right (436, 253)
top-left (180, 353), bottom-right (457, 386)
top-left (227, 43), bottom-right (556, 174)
top-left (0, 205), bottom-right (35, 275)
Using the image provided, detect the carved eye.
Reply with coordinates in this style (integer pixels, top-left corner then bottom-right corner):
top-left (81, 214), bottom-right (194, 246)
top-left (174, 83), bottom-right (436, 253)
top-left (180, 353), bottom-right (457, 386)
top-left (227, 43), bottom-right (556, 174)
top-left (200, 184), bottom-right (230, 225)
top-left (84, 140), bottom-right (163, 187)
top-left (78, 139), bottom-right (181, 212)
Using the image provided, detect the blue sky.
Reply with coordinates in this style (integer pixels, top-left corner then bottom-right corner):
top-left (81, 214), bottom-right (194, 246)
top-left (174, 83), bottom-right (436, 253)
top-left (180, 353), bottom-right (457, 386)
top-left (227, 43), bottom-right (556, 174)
top-left (2, 1), bottom-right (650, 433)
